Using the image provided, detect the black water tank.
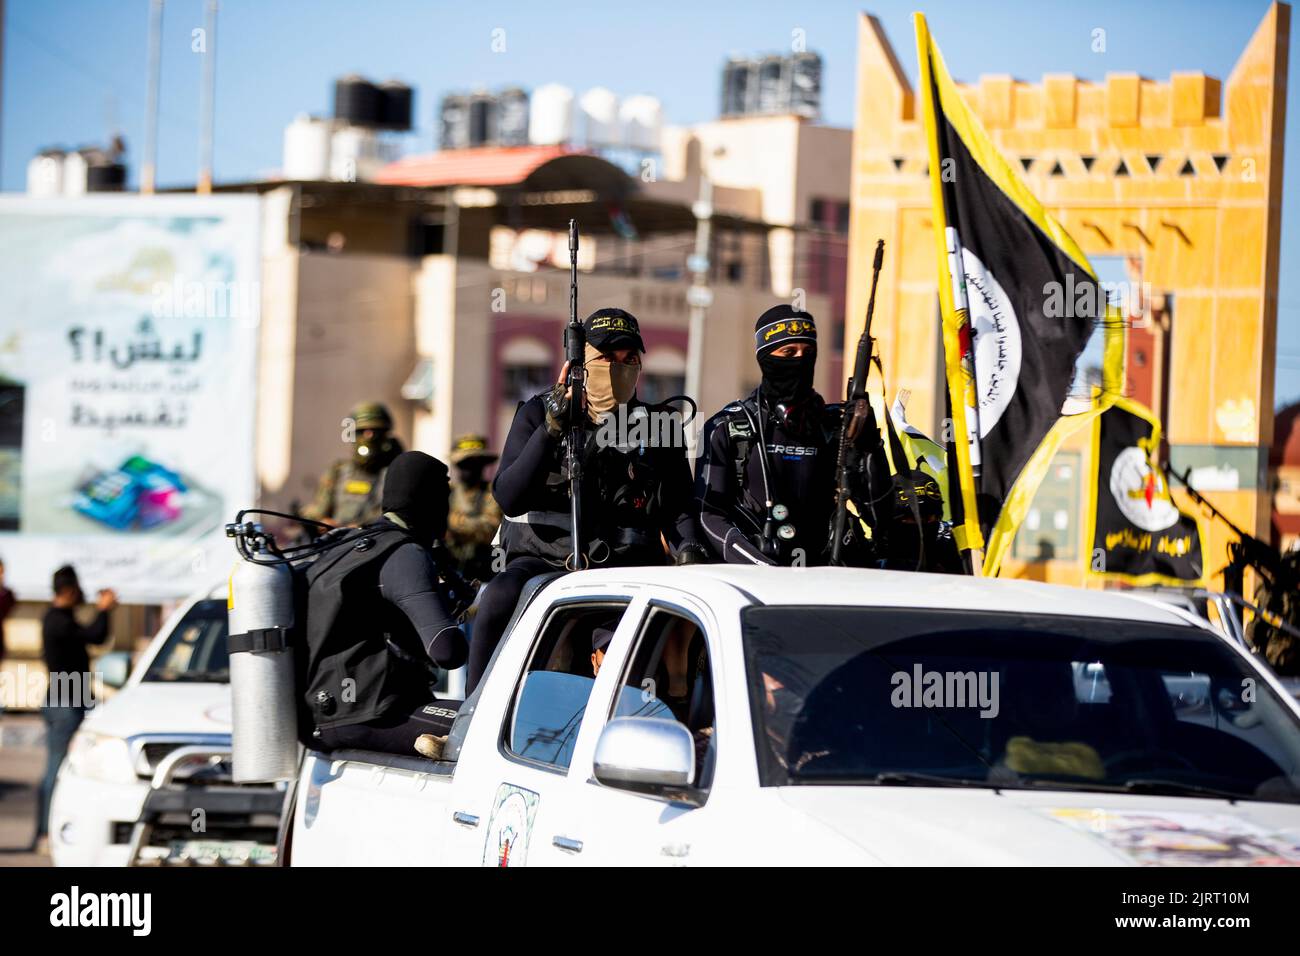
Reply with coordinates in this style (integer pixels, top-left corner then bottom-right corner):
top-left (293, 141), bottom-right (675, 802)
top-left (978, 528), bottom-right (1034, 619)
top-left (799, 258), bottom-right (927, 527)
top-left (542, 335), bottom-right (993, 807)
top-left (379, 80), bottom-right (413, 131)
top-left (334, 75), bottom-right (383, 127)
top-left (788, 52), bottom-right (822, 119)
top-left (440, 94), bottom-right (470, 149)
top-left (721, 57), bottom-right (754, 116)
top-left (496, 88), bottom-right (529, 146)
top-left (86, 162), bottom-right (127, 192)
top-left (467, 93), bottom-right (497, 146)
top-left (756, 56), bottom-right (786, 114)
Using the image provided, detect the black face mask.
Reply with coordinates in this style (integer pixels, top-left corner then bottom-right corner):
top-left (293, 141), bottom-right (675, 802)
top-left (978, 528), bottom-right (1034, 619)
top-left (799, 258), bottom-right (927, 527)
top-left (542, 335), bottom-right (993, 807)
top-left (758, 351), bottom-right (816, 405)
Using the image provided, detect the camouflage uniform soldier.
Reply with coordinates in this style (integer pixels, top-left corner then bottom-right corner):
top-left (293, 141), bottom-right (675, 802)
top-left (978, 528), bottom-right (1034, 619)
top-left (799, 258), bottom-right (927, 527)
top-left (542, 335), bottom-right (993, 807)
top-left (303, 402), bottom-right (405, 528)
top-left (445, 433), bottom-right (502, 581)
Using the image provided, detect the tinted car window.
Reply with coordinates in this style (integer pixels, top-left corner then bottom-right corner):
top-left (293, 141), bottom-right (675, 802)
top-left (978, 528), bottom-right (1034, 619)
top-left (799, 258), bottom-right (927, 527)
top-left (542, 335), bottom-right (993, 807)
top-left (743, 606), bottom-right (1300, 803)
top-left (143, 599), bottom-right (229, 683)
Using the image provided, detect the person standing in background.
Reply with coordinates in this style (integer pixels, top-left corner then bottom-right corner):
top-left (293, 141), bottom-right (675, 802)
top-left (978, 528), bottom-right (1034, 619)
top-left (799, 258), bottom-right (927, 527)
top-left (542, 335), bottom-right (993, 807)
top-left (445, 434), bottom-right (502, 583)
top-left (0, 557), bottom-right (14, 666)
top-left (32, 565), bottom-right (116, 852)
top-left (302, 402), bottom-right (405, 528)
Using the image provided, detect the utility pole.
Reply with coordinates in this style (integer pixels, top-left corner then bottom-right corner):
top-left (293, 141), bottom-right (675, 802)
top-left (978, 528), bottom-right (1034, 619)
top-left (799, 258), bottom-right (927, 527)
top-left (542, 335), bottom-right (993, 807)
top-left (0, 0), bottom-right (6, 190)
top-left (197, 0), bottom-right (217, 193)
top-left (141, 0), bottom-right (164, 194)
top-left (684, 164), bottom-right (716, 459)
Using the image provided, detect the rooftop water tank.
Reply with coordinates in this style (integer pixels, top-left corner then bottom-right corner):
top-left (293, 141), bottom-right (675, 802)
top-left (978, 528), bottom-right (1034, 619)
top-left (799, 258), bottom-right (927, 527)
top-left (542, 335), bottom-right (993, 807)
top-left (721, 57), bottom-right (755, 116)
top-left (620, 95), bottom-right (662, 152)
top-left (467, 92), bottom-right (498, 146)
top-left (788, 52), bottom-right (822, 119)
top-left (497, 87), bottom-right (530, 146)
top-left (440, 94), bottom-right (471, 149)
top-left (26, 150), bottom-right (65, 197)
top-left (529, 83), bottom-right (574, 146)
top-left (62, 149), bottom-right (89, 196)
top-left (579, 87), bottom-right (620, 147)
top-left (378, 80), bottom-right (414, 131)
top-left (282, 114), bottom-right (333, 181)
top-left (330, 125), bottom-right (389, 182)
top-left (334, 75), bottom-right (383, 127)
top-left (756, 55), bottom-right (787, 114)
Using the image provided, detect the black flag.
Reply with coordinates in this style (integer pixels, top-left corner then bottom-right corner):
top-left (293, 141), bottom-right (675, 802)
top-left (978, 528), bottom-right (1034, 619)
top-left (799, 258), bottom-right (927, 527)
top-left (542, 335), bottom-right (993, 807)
top-left (916, 14), bottom-right (1124, 562)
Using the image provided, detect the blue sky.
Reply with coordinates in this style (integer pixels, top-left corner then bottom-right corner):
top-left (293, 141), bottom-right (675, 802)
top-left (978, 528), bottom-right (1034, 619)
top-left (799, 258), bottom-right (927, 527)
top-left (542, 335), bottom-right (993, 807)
top-left (3, 0), bottom-right (1297, 410)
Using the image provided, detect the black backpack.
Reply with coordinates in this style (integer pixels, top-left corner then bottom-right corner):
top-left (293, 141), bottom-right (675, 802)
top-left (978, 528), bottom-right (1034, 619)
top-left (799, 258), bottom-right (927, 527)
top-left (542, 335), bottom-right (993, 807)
top-left (297, 524), bottom-right (422, 740)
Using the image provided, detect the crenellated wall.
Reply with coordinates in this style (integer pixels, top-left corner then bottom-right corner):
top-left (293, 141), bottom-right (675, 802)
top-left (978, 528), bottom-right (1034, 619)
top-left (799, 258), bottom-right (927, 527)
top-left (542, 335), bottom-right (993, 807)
top-left (846, 4), bottom-right (1290, 587)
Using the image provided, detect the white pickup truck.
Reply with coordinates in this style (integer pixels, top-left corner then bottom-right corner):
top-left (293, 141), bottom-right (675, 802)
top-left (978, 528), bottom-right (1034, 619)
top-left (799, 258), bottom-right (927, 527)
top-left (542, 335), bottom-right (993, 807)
top-left (286, 566), bottom-right (1300, 866)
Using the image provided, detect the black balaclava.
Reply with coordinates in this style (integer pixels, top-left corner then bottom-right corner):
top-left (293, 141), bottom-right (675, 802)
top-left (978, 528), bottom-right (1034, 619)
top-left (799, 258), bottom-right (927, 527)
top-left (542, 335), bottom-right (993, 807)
top-left (381, 451), bottom-right (450, 545)
top-left (754, 305), bottom-right (818, 405)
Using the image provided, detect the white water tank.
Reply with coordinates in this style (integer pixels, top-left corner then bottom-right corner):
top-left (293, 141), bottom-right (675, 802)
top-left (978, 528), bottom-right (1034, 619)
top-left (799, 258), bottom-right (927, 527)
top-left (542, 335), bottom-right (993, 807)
top-left (529, 83), bottom-right (574, 146)
top-left (26, 150), bottom-right (65, 197)
top-left (620, 95), bottom-right (662, 152)
top-left (579, 87), bottom-right (620, 147)
top-left (62, 150), bottom-right (89, 196)
top-left (330, 125), bottom-right (390, 182)
top-left (283, 115), bottom-right (333, 181)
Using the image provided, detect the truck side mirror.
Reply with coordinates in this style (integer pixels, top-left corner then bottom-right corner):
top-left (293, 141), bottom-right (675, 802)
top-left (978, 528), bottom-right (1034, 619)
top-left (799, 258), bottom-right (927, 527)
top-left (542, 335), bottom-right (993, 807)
top-left (593, 717), bottom-right (695, 790)
top-left (97, 651), bottom-right (133, 691)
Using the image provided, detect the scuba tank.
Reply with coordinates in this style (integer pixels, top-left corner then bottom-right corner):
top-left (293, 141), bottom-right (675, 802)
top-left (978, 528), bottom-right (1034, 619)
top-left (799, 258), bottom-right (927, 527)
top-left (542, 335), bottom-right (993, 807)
top-left (227, 523), bottom-right (300, 783)
top-left (226, 510), bottom-right (479, 779)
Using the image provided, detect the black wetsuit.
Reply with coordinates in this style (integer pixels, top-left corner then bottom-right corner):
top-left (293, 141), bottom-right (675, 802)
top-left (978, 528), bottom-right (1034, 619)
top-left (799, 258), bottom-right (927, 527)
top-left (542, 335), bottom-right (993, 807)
top-left (695, 388), bottom-right (892, 566)
top-left (307, 520), bottom-right (468, 753)
top-left (469, 394), bottom-right (701, 692)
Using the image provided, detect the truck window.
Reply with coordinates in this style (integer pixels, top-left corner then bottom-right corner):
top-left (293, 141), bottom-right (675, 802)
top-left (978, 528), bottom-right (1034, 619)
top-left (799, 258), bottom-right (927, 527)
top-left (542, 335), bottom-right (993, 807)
top-left (143, 599), bottom-right (229, 683)
top-left (611, 606), bottom-right (716, 791)
top-left (504, 602), bottom-right (629, 772)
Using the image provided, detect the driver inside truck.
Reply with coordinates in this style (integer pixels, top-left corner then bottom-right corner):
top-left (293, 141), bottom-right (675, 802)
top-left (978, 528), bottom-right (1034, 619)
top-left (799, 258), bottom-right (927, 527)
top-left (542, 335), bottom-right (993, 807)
top-left (591, 626), bottom-right (613, 677)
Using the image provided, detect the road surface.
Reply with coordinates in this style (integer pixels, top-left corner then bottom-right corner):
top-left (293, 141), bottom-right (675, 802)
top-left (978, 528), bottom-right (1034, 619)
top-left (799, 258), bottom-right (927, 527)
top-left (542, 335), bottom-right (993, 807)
top-left (0, 714), bottom-right (52, 866)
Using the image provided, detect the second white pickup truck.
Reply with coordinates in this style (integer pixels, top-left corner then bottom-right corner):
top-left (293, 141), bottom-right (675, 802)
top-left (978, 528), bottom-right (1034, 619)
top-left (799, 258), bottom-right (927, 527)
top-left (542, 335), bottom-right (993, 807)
top-left (282, 565), bottom-right (1300, 867)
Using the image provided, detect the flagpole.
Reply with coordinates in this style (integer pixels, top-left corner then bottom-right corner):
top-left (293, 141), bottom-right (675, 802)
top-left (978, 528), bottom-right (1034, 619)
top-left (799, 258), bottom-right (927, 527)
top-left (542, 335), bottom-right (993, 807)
top-left (943, 226), bottom-right (985, 576)
top-left (914, 12), bottom-right (985, 574)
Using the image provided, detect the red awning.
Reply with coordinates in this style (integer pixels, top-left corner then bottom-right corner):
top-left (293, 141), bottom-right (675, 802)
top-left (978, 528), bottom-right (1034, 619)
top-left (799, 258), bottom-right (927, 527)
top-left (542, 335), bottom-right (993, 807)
top-left (374, 145), bottom-right (584, 188)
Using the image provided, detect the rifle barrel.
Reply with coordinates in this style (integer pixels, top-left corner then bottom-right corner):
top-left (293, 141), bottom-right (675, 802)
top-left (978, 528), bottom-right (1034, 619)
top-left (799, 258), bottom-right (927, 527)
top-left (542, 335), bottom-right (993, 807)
top-left (566, 219), bottom-right (585, 570)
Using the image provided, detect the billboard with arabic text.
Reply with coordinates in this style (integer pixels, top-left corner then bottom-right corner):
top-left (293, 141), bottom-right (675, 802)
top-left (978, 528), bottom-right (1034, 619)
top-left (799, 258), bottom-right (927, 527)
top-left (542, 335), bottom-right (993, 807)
top-left (0, 195), bottom-right (259, 601)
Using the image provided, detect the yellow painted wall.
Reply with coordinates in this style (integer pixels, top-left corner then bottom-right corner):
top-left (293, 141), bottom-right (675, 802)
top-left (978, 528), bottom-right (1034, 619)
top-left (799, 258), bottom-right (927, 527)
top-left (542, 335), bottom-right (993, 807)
top-left (845, 5), bottom-right (1290, 589)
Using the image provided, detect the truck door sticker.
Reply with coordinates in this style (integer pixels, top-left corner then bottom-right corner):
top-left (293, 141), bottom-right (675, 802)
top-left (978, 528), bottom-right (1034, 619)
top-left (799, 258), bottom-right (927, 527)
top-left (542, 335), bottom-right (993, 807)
top-left (482, 784), bottom-right (540, 867)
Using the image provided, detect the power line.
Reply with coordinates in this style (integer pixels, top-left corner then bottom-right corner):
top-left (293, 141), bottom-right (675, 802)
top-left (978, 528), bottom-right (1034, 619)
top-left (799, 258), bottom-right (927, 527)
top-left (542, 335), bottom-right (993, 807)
top-left (9, 15), bottom-right (269, 183)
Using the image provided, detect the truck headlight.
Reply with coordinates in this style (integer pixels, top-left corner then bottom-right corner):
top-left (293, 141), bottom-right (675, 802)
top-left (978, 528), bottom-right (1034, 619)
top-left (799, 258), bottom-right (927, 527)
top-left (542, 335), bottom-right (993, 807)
top-left (65, 731), bottom-right (137, 785)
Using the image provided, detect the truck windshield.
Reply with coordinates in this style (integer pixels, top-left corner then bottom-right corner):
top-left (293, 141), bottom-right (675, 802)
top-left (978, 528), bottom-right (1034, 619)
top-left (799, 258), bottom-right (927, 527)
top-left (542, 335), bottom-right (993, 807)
top-left (742, 606), bottom-right (1300, 803)
top-left (143, 599), bottom-right (229, 683)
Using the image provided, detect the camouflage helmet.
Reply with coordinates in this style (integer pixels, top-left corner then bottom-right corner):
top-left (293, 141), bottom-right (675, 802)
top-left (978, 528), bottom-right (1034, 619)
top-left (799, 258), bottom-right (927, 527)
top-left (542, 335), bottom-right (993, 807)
top-left (349, 402), bottom-right (393, 432)
top-left (450, 433), bottom-right (498, 466)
